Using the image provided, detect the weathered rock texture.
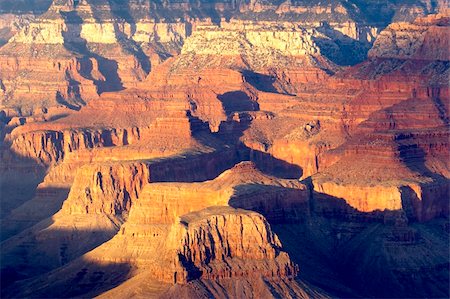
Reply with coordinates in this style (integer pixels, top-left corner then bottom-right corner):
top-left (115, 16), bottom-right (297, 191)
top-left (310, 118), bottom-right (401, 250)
top-left (96, 206), bottom-right (298, 285)
top-left (2, 0), bottom-right (446, 114)
top-left (0, 3), bottom-right (449, 299)
top-left (60, 162), bottom-right (307, 290)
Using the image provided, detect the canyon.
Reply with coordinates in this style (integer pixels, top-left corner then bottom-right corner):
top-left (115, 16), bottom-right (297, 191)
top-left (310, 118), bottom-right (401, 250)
top-left (0, 1), bottom-right (449, 298)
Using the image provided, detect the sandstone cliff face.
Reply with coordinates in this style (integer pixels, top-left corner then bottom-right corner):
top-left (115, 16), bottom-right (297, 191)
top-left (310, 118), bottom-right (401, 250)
top-left (4, 0), bottom-right (436, 114)
top-left (8, 126), bottom-right (141, 165)
top-left (369, 13), bottom-right (450, 61)
top-left (60, 162), bottom-right (149, 219)
top-left (0, 14), bottom-right (34, 46)
top-left (87, 205), bottom-right (298, 285)
top-left (177, 21), bottom-right (337, 90)
top-left (182, 22), bottom-right (322, 58)
top-left (171, 207), bottom-right (298, 283)
top-left (0, 0), bottom-right (192, 112)
top-left (1, 5), bottom-right (449, 299)
top-left (127, 161), bottom-right (308, 226)
top-left (43, 162), bottom-right (306, 294)
top-left (309, 15), bottom-right (450, 218)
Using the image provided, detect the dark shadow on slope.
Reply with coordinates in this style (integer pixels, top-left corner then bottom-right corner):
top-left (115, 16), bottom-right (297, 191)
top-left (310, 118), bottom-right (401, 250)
top-left (106, 0), bottom-right (136, 34)
top-left (250, 149), bottom-right (303, 179)
top-left (241, 70), bottom-right (279, 93)
top-left (272, 222), bottom-right (363, 299)
top-left (429, 86), bottom-right (450, 125)
top-left (0, 0), bottom-right (53, 14)
top-left (1, 186), bottom-right (70, 241)
top-left (146, 0), bottom-right (226, 24)
top-left (0, 38), bottom-right (9, 48)
top-left (107, 0), bottom-right (151, 75)
top-left (268, 184), bottom-right (448, 298)
top-left (93, 58), bottom-right (124, 93)
top-left (47, 113), bottom-right (70, 122)
top-left (397, 144), bottom-right (449, 221)
top-left (0, 159), bottom-right (45, 221)
top-left (0, 224), bottom-right (120, 296)
top-left (333, 217), bottom-right (449, 298)
top-left (0, 128), bottom-right (47, 240)
top-left (309, 188), bottom-right (392, 222)
top-left (341, 0), bottom-right (395, 26)
top-left (217, 90), bottom-right (259, 116)
top-left (148, 145), bottom-right (246, 183)
top-left (56, 91), bottom-right (82, 111)
top-left (229, 184), bottom-right (310, 224)
top-left (188, 4), bottom-right (222, 25)
top-left (397, 140), bottom-right (448, 183)
top-left (212, 112), bottom-right (302, 179)
top-left (61, 10), bottom-right (124, 94)
top-left (400, 185), bottom-right (423, 221)
top-left (2, 251), bottom-right (131, 298)
top-left (313, 22), bottom-right (371, 66)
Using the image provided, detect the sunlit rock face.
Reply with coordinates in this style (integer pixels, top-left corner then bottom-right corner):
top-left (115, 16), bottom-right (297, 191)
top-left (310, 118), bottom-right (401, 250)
top-left (0, 1), bottom-right (449, 299)
top-left (369, 13), bottom-right (450, 61)
top-left (1, 0), bottom-right (446, 114)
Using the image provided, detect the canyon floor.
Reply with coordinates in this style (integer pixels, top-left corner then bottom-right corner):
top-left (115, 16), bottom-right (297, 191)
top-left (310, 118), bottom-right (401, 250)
top-left (0, 1), bottom-right (449, 298)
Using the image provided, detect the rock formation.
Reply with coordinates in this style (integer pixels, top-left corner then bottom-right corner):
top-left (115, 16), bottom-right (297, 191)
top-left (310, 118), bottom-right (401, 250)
top-left (0, 3), bottom-right (448, 299)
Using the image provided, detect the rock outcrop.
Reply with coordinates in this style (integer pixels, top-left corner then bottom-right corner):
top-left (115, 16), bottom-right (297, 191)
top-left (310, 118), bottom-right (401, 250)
top-left (369, 13), bottom-right (450, 61)
top-left (3, 0), bottom-right (444, 115)
top-left (308, 15), bottom-right (449, 221)
top-left (83, 163), bottom-right (303, 284)
top-left (94, 205), bottom-right (299, 285)
top-left (170, 207), bottom-right (298, 283)
top-left (0, 4), bottom-right (449, 299)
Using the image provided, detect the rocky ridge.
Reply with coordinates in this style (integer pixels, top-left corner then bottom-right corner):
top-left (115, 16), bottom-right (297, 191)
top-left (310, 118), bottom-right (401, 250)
top-left (2, 0), bottom-right (447, 115)
top-left (0, 4), bottom-right (449, 299)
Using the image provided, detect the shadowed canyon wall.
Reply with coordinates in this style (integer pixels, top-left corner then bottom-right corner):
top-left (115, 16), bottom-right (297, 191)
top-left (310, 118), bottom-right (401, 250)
top-left (0, 2), bottom-right (449, 299)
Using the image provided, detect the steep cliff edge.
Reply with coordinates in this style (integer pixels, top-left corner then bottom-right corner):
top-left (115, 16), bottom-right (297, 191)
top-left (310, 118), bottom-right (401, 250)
top-left (310, 14), bottom-right (449, 221)
top-left (0, 4), bottom-right (449, 299)
top-left (369, 13), bottom-right (450, 61)
top-left (169, 207), bottom-right (298, 283)
top-left (1, 163), bottom-right (310, 298)
top-left (0, 0), bottom-right (190, 113)
top-left (3, 204), bottom-right (315, 298)
top-left (2, 0), bottom-right (444, 115)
